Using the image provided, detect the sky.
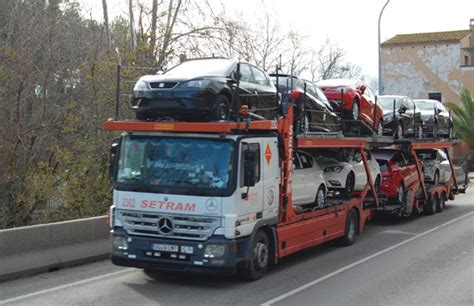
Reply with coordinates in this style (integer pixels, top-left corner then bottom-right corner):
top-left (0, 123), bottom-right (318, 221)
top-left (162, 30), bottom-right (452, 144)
top-left (78, 0), bottom-right (474, 78)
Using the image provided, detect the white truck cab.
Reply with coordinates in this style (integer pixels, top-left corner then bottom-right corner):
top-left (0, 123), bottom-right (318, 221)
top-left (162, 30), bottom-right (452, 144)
top-left (109, 131), bottom-right (279, 274)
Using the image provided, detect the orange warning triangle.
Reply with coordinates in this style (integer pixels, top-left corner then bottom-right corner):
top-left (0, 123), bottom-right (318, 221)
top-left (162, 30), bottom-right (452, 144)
top-left (265, 144), bottom-right (272, 165)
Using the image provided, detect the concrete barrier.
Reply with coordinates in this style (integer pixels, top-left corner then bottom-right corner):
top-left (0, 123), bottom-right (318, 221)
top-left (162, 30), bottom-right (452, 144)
top-left (0, 216), bottom-right (110, 282)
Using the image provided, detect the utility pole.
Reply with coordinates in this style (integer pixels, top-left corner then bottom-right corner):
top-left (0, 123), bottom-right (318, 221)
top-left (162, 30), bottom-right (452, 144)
top-left (378, 0), bottom-right (391, 95)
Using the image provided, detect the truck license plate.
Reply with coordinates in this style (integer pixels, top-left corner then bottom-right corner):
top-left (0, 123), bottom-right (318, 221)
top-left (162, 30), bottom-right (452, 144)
top-left (152, 243), bottom-right (178, 252)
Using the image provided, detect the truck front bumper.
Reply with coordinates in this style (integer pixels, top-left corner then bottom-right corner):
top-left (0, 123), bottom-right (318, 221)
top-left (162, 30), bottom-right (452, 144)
top-left (110, 228), bottom-right (249, 275)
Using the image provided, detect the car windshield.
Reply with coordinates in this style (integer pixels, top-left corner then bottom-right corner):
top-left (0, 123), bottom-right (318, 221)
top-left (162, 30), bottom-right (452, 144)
top-left (377, 160), bottom-right (389, 172)
top-left (417, 150), bottom-right (436, 160)
top-left (165, 59), bottom-right (234, 76)
top-left (378, 97), bottom-right (401, 109)
top-left (415, 100), bottom-right (435, 110)
top-left (270, 76), bottom-right (302, 90)
top-left (117, 136), bottom-right (234, 191)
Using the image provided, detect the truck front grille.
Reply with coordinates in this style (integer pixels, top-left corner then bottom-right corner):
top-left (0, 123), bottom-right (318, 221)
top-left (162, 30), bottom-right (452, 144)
top-left (117, 210), bottom-right (221, 241)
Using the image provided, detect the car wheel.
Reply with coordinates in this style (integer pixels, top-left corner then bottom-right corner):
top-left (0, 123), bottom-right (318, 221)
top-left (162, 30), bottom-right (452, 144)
top-left (395, 122), bottom-right (403, 139)
top-left (374, 175), bottom-right (381, 195)
top-left (351, 100), bottom-right (359, 121)
top-left (339, 208), bottom-right (358, 246)
top-left (301, 112), bottom-right (310, 134)
top-left (314, 185), bottom-right (326, 208)
top-left (417, 123), bottom-right (423, 138)
top-left (433, 171), bottom-right (439, 186)
top-left (377, 122), bottom-right (383, 136)
top-left (344, 172), bottom-right (355, 197)
top-left (211, 95), bottom-right (231, 121)
top-left (396, 183), bottom-right (405, 204)
top-left (237, 230), bottom-right (269, 281)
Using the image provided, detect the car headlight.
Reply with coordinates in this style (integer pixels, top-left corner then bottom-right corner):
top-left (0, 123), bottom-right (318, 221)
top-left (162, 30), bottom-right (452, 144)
top-left (178, 79), bottom-right (209, 88)
top-left (133, 79), bottom-right (149, 91)
top-left (204, 244), bottom-right (226, 258)
top-left (325, 166), bottom-right (343, 173)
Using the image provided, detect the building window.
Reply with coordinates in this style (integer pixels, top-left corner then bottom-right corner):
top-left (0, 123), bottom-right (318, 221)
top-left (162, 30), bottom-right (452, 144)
top-left (428, 92), bottom-right (442, 102)
top-left (465, 56), bottom-right (469, 66)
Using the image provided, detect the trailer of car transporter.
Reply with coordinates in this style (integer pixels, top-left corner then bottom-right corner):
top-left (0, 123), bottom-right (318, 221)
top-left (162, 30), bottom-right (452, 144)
top-left (371, 138), bottom-right (460, 217)
top-left (104, 103), bottom-right (388, 280)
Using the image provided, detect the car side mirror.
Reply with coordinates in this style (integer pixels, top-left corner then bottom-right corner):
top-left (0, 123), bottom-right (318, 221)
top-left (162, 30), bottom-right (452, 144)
top-left (232, 71), bottom-right (242, 81)
top-left (399, 106), bottom-right (406, 114)
top-left (359, 84), bottom-right (367, 94)
top-left (436, 108), bottom-right (442, 114)
top-left (355, 155), bottom-right (362, 163)
top-left (109, 139), bottom-right (120, 181)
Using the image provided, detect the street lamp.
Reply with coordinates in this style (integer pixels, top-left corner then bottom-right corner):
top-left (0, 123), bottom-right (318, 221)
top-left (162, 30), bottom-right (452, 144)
top-left (378, 0), bottom-right (391, 95)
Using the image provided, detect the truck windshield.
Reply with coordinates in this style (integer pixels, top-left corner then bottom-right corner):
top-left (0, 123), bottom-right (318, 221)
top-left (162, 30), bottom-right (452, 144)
top-left (116, 136), bottom-right (234, 191)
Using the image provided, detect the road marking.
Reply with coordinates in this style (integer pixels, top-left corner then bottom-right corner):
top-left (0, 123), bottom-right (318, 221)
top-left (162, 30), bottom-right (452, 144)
top-left (262, 211), bottom-right (474, 306)
top-left (0, 268), bottom-right (135, 305)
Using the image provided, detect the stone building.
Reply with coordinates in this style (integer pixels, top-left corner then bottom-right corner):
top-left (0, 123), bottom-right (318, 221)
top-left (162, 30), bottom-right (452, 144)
top-left (381, 19), bottom-right (474, 104)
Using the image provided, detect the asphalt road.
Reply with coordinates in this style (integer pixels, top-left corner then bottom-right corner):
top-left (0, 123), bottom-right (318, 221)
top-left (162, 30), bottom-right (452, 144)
top-left (1, 187), bottom-right (473, 306)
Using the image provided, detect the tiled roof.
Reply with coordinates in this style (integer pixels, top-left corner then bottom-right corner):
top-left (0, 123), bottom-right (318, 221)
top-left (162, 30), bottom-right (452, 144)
top-left (381, 29), bottom-right (470, 46)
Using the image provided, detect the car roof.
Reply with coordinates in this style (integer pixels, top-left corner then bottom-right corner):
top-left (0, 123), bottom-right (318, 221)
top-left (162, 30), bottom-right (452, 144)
top-left (379, 95), bottom-right (409, 99)
top-left (414, 99), bottom-right (437, 104)
top-left (316, 78), bottom-right (359, 88)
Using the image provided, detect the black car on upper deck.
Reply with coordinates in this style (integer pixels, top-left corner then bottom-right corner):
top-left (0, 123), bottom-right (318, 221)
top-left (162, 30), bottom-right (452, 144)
top-left (378, 95), bottom-right (423, 139)
top-left (270, 74), bottom-right (341, 134)
top-left (414, 99), bottom-right (453, 138)
top-left (132, 58), bottom-right (278, 121)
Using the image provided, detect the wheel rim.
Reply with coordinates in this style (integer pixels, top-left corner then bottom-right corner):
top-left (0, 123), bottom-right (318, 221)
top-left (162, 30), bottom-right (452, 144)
top-left (302, 114), bottom-right (310, 133)
top-left (317, 188), bottom-right (325, 207)
top-left (352, 103), bottom-right (358, 120)
top-left (218, 102), bottom-right (229, 120)
top-left (397, 124), bottom-right (403, 139)
top-left (254, 242), bottom-right (268, 269)
top-left (378, 123), bottom-right (383, 135)
top-left (398, 185), bottom-right (404, 203)
top-left (348, 215), bottom-right (356, 240)
top-left (346, 174), bottom-right (354, 194)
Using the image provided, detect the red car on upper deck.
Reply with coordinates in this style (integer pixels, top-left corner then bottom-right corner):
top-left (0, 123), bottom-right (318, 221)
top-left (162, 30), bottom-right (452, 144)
top-left (317, 79), bottom-right (384, 135)
top-left (373, 149), bottom-right (421, 203)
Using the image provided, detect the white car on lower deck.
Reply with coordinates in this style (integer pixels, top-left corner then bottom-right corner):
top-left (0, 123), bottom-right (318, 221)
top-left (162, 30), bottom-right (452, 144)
top-left (292, 150), bottom-right (327, 208)
top-left (315, 149), bottom-right (381, 196)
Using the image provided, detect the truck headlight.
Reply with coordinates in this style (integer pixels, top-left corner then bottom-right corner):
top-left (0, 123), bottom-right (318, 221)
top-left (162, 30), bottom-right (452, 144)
top-left (112, 236), bottom-right (128, 251)
top-left (204, 244), bottom-right (226, 258)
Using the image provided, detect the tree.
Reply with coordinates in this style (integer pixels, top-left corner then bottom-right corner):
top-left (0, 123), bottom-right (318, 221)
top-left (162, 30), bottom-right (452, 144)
top-left (446, 90), bottom-right (474, 152)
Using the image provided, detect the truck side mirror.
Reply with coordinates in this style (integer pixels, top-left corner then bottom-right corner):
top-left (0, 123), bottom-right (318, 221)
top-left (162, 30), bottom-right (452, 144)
top-left (359, 84), bottom-right (367, 94)
top-left (109, 139), bottom-right (120, 181)
top-left (243, 151), bottom-right (256, 187)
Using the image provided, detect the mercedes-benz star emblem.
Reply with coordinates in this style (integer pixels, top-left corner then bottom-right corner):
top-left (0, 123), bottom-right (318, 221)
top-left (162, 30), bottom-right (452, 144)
top-left (157, 217), bottom-right (173, 235)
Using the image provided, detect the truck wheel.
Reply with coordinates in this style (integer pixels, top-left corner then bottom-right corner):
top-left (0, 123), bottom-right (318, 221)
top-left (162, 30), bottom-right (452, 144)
top-left (437, 193), bottom-right (446, 212)
top-left (238, 230), bottom-right (269, 281)
top-left (339, 209), bottom-right (358, 246)
top-left (424, 194), bottom-right (438, 215)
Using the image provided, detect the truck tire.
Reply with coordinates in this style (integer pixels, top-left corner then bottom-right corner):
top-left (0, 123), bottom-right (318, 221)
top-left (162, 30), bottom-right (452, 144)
top-left (238, 230), bottom-right (269, 281)
top-left (424, 194), bottom-right (438, 215)
top-left (339, 209), bottom-right (358, 246)
top-left (437, 193), bottom-right (446, 212)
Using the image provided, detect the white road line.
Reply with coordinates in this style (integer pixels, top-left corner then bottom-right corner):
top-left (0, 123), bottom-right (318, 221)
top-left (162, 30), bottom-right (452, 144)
top-left (0, 268), bottom-right (135, 305)
top-left (261, 211), bottom-right (474, 306)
